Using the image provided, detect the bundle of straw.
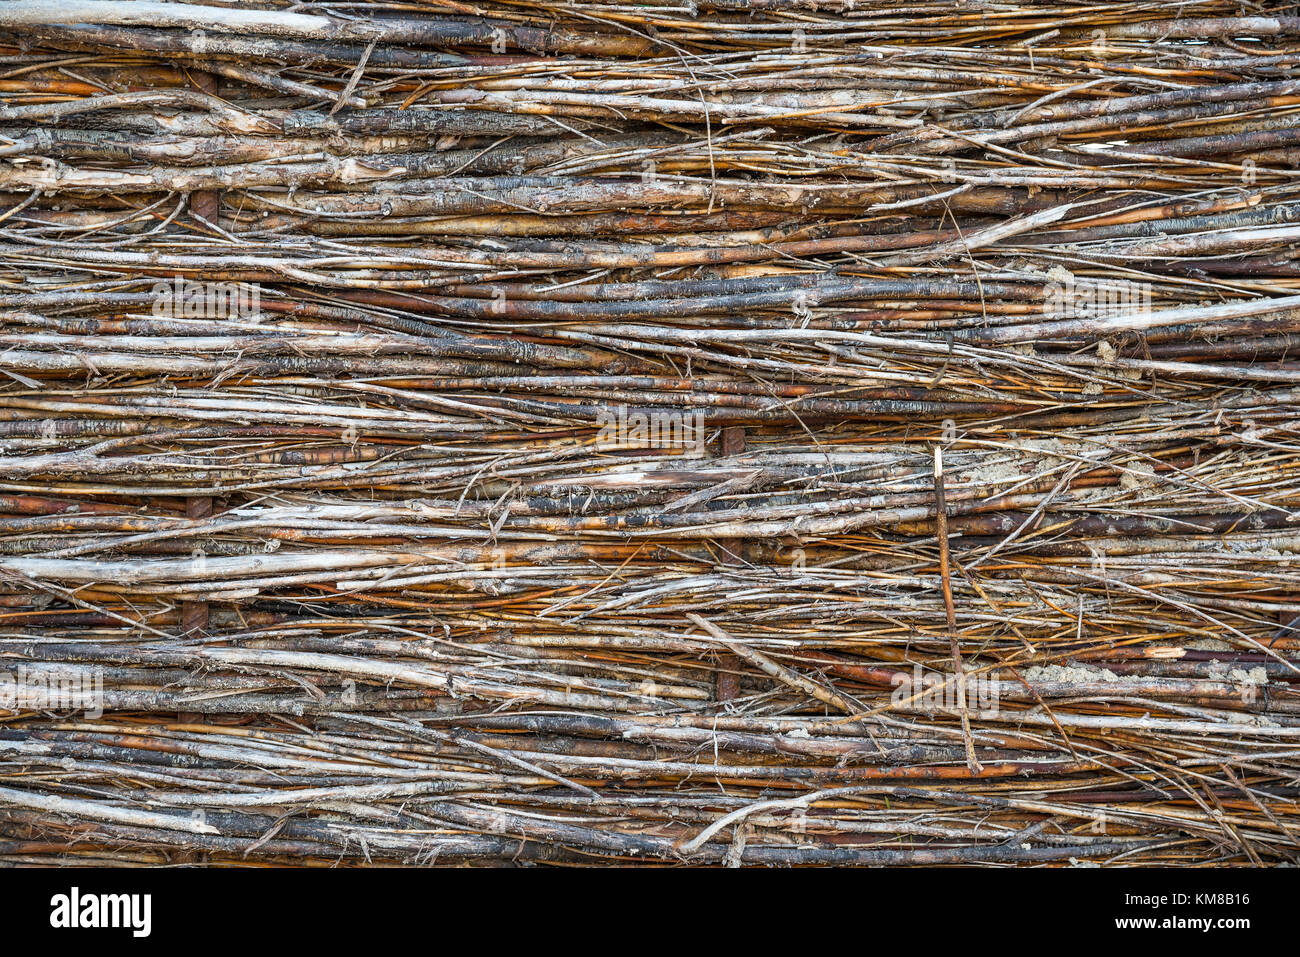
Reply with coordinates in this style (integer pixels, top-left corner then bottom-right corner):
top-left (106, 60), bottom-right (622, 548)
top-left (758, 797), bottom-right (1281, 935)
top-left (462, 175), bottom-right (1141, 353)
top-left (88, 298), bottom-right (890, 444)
top-left (0, 0), bottom-right (1297, 865)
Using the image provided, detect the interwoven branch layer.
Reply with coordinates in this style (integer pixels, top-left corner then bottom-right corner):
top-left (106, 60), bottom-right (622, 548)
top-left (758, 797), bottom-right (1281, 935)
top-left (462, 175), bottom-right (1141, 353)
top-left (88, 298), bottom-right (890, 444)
top-left (0, 0), bottom-right (1298, 866)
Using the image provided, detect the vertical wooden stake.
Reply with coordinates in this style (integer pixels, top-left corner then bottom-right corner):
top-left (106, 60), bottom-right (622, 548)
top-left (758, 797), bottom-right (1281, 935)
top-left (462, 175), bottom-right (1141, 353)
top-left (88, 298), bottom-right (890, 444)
top-left (934, 447), bottom-right (981, 774)
top-left (187, 69), bottom-right (221, 229)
